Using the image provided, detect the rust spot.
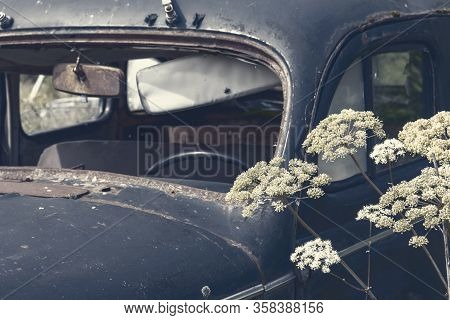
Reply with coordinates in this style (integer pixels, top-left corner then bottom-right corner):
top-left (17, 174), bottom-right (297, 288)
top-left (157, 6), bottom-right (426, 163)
top-left (0, 167), bottom-right (226, 204)
top-left (0, 181), bottom-right (89, 199)
top-left (434, 9), bottom-right (450, 14)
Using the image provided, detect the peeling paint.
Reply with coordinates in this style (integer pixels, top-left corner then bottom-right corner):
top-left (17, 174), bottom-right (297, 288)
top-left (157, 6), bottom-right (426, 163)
top-left (0, 167), bottom-right (227, 203)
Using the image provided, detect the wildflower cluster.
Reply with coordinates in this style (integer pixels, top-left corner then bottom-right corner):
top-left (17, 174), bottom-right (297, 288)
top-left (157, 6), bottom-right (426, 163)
top-left (357, 166), bottom-right (450, 246)
top-left (225, 157), bottom-right (331, 217)
top-left (409, 236), bottom-right (429, 248)
top-left (290, 238), bottom-right (341, 273)
top-left (398, 112), bottom-right (450, 165)
top-left (369, 138), bottom-right (406, 165)
top-left (303, 109), bottom-right (385, 162)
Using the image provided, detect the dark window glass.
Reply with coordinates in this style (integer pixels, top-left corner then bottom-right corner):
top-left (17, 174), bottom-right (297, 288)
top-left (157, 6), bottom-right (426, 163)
top-left (371, 50), bottom-right (431, 169)
top-left (371, 50), bottom-right (428, 138)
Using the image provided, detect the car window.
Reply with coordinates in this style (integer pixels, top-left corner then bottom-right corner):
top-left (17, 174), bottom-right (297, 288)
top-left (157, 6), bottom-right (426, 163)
top-left (128, 56), bottom-right (283, 180)
top-left (318, 48), bottom-right (432, 181)
top-left (372, 50), bottom-right (427, 138)
top-left (20, 74), bottom-right (102, 135)
top-left (318, 62), bottom-right (366, 181)
top-left (10, 49), bottom-right (283, 182)
top-left (371, 50), bottom-right (431, 170)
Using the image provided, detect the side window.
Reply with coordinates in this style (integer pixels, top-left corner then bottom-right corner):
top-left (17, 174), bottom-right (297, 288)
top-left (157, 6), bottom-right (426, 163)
top-left (372, 50), bottom-right (428, 138)
top-left (318, 62), bottom-right (366, 181)
top-left (20, 74), bottom-right (102, 135)
top-left (319, 48), bottom-right (432, 181)
top-left (371, 49), bottom-right (431, 169)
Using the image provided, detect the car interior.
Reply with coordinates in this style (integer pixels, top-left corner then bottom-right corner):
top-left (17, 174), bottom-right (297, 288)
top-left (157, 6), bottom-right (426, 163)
top-left (0, 46), bottom-right (283, 190)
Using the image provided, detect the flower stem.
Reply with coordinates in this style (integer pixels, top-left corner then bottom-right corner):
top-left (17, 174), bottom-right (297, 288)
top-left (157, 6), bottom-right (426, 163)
top-left (408, 222), bottom-right (447, 289)
top-left (349, 154), bottom-right (376, 300)
top-left (349, 154), bottom-right (382, 195)
top-left (388, 162), bottom-right (394, 185)
top-left (431, 155), bottom-right (440, 176)
top-left (366, 222), bottom-right (372, 300)
top-left (443, 222), bottom-right (450, 300)
top-left (350, 153), bottom-right (447, 290)
top-left (427, 155), bottom-right (449, 291)
top-left (288, 205), bottom-right (377, 299)
top-left (329, 272), bottom-right (366, 292)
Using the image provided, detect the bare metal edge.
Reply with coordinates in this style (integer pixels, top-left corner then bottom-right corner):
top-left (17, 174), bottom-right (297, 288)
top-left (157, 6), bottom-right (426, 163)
top-left (339, 218), bottom-right (426, 258)
top-left (224, 272), bottom-right (296, 300)
top-left (224, 229), bottom-right (396, 299)
top-left (339, 229), bottom-right (394, 258)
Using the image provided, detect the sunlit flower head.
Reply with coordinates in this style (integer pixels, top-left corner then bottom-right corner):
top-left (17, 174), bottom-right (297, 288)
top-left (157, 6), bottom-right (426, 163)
top-left (409, 236), bottom-right (429, 248)
top-left (303, 109), bottom-right (385, 162)
top-left (357, 165), bottom-right (450, 246)
top-left (225, 157), bottom-right (331, 217)
top-left (290, 238), bottom-right (340, 273)
top-left (370, 138), bottom-right (406, 165)
top-left (398, 111), bottom-right (450, 165)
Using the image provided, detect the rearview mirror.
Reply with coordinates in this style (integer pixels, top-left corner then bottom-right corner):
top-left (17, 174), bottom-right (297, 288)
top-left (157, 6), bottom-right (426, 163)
top-left (53, 63), bottom-right (124, 97)
top-left (136, 55), bottom-right (281, 114)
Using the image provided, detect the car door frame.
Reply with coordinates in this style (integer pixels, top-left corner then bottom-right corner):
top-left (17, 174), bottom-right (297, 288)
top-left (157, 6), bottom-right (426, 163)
top-left (296, 15), bottom-right (449, 298)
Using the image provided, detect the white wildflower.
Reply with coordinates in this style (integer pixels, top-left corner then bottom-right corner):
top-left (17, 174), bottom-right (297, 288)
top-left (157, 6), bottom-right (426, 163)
top-left (303, 109), bottom-right (385, 162)
top-left (409, 236), bottom-right (429, 248)
top-left (398, 111), bottom-right (450, 165)
top-left (356, 165), bottom-right (450, 245)
top-left (272, 200), bottom-right (286, 213)
top-left (226, 157), bottom-right (331, 217)
top-left (393, 219), bottom-right (413, 233)
top-left (306, 187), bottom-right (325, 199)
top-left (356, 205), bottom-right (395, 228)
top-left (290, 238), bottom-right (340, 273)
top-left (311, 174), bottom-right (332, 187)
top-left (370, 139), bottom-right (406, 164)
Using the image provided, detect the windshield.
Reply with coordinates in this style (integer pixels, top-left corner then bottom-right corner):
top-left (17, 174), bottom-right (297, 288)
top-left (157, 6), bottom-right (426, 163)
top-left (0, 46), bottom-right (283, 188)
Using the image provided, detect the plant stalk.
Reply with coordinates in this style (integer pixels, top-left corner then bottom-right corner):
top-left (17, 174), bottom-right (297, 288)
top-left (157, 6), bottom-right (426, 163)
top-left (350, 153), bottom-right (447, 290)
top-left (288, 206), bottom-right (377, 300)
top-left (428, 155), bottom-right (449, 290)
top-left (366, 222), bottom-right (372, 300)
top-left (349, 154), bottom-right (375, 300)
top-left (406, 217), bottom-right (447, 289)
top-left (388, 162), bottom-right (394, 185)
top-left (350, 154), bottom-right (383, 195)
top-left (443, 222), bottom-right (450, 300)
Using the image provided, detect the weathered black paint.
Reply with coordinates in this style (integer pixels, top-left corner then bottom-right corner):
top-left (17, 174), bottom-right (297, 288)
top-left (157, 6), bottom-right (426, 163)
top-left (0, 0), bottom-right (448, 299)
top-left (0, 192), bottom-right (262, 299)
top-left (0, 168), bottom-right (293, 299)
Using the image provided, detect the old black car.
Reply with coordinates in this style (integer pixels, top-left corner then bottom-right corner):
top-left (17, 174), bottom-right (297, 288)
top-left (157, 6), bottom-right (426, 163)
top-left (0, 0), bottom-right (448, 299)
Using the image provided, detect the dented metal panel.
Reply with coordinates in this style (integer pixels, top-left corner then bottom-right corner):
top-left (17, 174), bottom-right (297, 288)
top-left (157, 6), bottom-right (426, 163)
top-left (0, 193), bottom-right (261, 299)
top-left (0, 167), bottom-right (294, 299)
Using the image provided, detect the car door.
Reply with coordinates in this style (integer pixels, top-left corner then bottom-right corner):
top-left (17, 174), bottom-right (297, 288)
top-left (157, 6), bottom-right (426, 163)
top-left (297, 17), bottom-right (449, 299)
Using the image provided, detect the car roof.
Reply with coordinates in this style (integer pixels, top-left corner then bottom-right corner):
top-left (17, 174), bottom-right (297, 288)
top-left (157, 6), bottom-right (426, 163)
top-left (1, 0), bottom-right (448, 41)
top-left (0, 0), bottom-right (448, 76)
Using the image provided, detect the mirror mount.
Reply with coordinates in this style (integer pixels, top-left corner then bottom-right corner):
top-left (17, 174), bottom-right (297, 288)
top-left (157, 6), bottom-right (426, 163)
top-left (53, 62), bottom-right (124, 97)
top-left (72, 55), bottom-right (87, 83)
